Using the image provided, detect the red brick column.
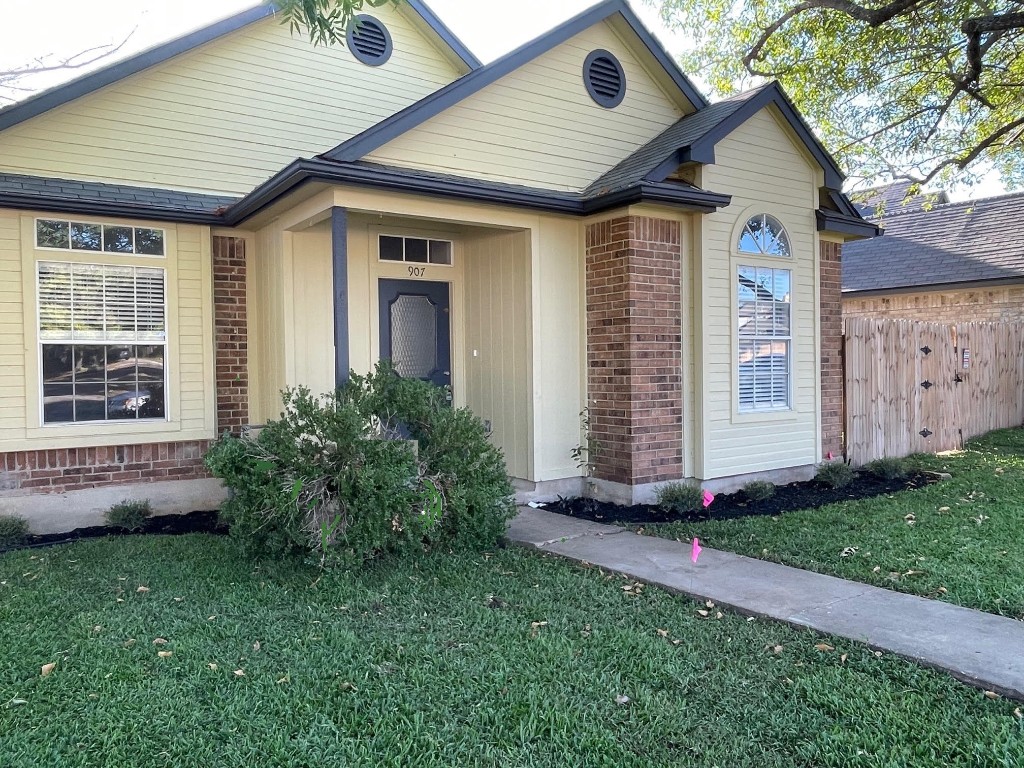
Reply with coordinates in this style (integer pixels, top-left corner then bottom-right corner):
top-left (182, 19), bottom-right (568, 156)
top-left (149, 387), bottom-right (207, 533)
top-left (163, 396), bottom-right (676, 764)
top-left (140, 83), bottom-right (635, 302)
top-left (585, 216), bottom-right (683, 486)
top-left (820, 240), bottom-right (844, 459)
top-left (212, 236), bottom-right (249, 435)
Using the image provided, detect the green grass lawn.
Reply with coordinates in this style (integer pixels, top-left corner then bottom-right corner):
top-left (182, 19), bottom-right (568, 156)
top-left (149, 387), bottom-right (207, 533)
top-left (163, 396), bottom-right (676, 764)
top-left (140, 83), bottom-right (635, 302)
top-left (655, 428), bottom-right (1024, 619)
top-left (1, 535), bottom-right (1021, 767)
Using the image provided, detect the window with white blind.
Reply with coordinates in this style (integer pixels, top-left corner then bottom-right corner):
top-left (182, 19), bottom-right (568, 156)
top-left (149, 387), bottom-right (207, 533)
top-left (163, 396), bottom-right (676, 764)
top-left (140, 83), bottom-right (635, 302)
top-left (37, 262), bottom-right (167, 424)
top-left (736, 213), bottom-right (792, 412)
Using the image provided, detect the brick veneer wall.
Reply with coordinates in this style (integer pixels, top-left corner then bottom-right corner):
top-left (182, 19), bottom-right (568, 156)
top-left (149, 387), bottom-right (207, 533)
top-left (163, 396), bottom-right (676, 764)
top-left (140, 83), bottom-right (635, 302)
top-left (0, 235), bottom-right (249, 498)
top-left (0, 441), bottom-right (212, 495)
top-left (843, 284), bottom-right (1024, 323)
top-left (212, 235), bottom-right (249, 435)
top-left (820, 240), bottom-right (844, 460)
top-left (586, 215), bottom-right (683, 486)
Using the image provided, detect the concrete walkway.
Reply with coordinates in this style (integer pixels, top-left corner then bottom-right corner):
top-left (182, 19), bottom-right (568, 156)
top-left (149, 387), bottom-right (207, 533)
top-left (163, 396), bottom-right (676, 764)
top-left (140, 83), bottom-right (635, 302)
top-left (508, 507), bottom-right (1024, 700)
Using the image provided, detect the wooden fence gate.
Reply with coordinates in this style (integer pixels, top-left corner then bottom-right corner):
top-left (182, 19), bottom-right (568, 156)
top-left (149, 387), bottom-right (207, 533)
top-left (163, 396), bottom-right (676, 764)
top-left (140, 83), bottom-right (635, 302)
top-left (844, 317), bottom-right (1024, 465)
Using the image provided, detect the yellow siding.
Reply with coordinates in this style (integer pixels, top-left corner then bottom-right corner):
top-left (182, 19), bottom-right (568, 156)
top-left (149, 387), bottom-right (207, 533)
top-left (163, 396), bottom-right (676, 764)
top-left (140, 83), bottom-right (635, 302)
top-left (464, 229), bottom-right (533, 480)
top-left (0, 6), bottom-right (462, 195)
top-left (0, 211), bottom-right (25, 438)
top-left (531, 217), bottom-right (585, 480)
top-left (249, 222), bottom-right (289, 424)
top-left (0, 210), bottom-right (215, 451)
top-left (366, 22), bottom-right (684, 192)
top-left (291, 230), bottom-right (335, 397)
top-left (697, 107), bottom-right (820, 477)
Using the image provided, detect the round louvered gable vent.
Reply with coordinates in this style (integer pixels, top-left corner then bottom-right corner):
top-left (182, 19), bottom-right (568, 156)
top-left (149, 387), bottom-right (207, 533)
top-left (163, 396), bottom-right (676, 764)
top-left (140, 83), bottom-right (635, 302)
top-left (584, 50), bottom-right (626, 108)
top-left (347, 15), bottom-right (393, 66)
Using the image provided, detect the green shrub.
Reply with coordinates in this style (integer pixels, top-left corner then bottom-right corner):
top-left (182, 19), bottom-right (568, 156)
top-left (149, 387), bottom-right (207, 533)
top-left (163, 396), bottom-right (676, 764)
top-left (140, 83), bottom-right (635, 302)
top-left (205, 362), bottom-right (516, 566)
top-left (865, 456), bottom-right (908, 481)
top-left (105, 499), bottom-right (153, 531)
top-left (742, 480), bottom-right (776, 502)
top-left (0, 515), bottom-right (30, 548)
top-left (816, 461), bottom-right (856, 489)
top-left (655, 482), bottom-right (704, 515)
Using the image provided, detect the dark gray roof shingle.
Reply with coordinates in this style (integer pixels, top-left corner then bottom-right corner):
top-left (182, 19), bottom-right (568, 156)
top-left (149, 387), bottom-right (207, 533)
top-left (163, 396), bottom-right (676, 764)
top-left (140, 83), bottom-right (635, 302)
top-left (584, 86), bottom-right (765, 197)
top-left (0, 172), bottom-right (239, 221)
top-left (842, 192), bottom-right (1024, 292)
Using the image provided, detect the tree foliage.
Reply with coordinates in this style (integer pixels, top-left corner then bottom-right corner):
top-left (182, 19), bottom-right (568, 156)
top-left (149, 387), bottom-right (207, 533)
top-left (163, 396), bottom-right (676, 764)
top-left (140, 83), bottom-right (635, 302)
top-left (654, 0), bottom-right (1024, 187)
top-left (270, 0), bottom-right (398, 46)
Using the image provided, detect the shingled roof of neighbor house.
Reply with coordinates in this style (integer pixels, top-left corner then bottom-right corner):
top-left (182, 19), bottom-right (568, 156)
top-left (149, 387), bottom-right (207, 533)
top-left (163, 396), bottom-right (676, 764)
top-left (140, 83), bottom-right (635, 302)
top-left (849, 180), bottom-right (950, 217)
top-left (842, 191), bottom-right (1024, 293)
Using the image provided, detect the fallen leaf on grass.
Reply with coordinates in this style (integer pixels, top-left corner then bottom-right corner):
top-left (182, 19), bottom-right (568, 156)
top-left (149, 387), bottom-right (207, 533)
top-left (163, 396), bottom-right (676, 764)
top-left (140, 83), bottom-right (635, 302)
top-left (157, 651), bottom-right (173, 659)
top-left (614, 694), bottom-right (630, 705)
top-left (696, 609), bottom-right (709, 617)
top-left (840, 654), bottom-right (848, 664)
top-left (769, 645), bottom-right (784, 654)
top-left (233, 669), bottom-right (245, 677)
top-left (207, 663), bottom-right (218, 671)
top-left (840, 547), bottom-right (858, 558)
top-left (276, 675), bottom-right (289, 685)
top-left (253, 641), bottom-right (261, 652)
top-left (715, 612), bottom-right (723, 620)
top-left (339, 681), bottom-right (357, 692)
top-left (40, 663), bottom-right (56, 677)
top-left (1014, 707), bottom-right (1022, 719)
top-left (580, 623), bottom-right (592, 638)
top-left (705, 600), bottom-right (715, 609)
top-left (984, 691), bottom-right (1000, 700)
top-left (152, 638), bottom-right (168, 646)
top-left (122, 639), bottom-right (136, 649)
top-left (872, 566), bottom-right (881, 573)
top-left (656, 629), bottom-right (669, 638)
top-left (7, 699), bottom-right (28, 707)
top-left (938, 506), bottom-right (950, 513)
top-left (814, 643), bottom-right (834, 652)
top-left (530, 621), bottom-right (548, 638)
top-left (136, 586), bottom-right (150, 593)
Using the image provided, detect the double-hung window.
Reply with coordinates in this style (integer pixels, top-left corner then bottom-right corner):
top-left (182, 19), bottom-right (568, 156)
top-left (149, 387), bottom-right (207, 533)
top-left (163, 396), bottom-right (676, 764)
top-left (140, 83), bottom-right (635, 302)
top-left (737, 215), bottom-right (792, 411)
top-left (36, 219), bottom-right (168, 425)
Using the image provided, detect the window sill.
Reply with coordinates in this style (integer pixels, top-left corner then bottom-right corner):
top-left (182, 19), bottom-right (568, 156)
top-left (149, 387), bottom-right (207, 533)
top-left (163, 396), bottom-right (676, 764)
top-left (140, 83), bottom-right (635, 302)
top-left (26, 419), bottom-right (181, 442)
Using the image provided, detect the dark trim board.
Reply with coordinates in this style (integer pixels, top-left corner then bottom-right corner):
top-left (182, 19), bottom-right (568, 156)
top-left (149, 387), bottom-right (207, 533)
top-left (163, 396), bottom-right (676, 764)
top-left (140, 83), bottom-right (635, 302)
top-left (816, 208), bottom-right (883, 238)
top-left (323, 0), bottom-right (707, 163)
top-left (332, 207), bottom-right (350, 387)
top-left (224, 159), bottom-right (732, 224)
top-left (405, 0), bottom-right (481, 70)
top-left (0, 191), bottom-right (228, 224)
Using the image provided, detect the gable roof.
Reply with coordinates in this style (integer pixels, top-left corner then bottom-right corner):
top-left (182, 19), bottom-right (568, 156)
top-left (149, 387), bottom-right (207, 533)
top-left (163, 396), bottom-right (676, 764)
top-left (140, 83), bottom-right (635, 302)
top-left (843, 192), bottom-right (1024, 293)
top-left (322, 0), bottom-right (708, 163)
top-left (586, 81), bottom-right (846, 195)
top-left (850, 181), bottom-right (950, 217)
top-left (0, 1), bottom-right (480, 134)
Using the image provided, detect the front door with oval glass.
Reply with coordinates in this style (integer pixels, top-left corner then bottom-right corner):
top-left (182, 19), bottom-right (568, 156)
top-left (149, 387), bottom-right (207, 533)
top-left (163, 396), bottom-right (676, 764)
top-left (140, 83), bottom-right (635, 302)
top-left (378, 279), bottom-right (451, 390)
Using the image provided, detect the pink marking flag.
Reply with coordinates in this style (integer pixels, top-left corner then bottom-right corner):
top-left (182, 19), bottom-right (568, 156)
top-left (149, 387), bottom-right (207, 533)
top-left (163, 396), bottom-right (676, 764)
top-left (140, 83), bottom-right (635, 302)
top-left (701, 489), bottom-right (715, 508)
top-left (691, 537), bottom-right (703, 563)
top-left (826, 451), bottom-right (834, 461)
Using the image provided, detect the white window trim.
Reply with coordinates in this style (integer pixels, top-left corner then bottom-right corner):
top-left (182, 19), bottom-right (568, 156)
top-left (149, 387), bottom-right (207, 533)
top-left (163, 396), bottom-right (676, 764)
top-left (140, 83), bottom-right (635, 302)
top-left (35, 261), bottom-right (171, 427)
top-left (731, 211), bottom-right (798, 422)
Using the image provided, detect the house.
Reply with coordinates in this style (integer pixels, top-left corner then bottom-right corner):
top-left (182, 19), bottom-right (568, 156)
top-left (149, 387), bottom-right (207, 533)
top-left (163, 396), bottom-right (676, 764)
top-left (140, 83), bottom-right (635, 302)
top-left (843, 191), bottom-right (1024, 322)
top-left (850, 180), bottom-right (949, 217)
top-left (0, 0), bottom-right (876, 531)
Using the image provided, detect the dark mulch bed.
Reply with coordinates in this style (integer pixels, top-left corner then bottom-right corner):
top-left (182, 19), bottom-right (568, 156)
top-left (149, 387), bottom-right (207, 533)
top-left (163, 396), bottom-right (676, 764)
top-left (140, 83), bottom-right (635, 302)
top-left (542, 471), bottom-right (941, 525)
top-left (1, 510), bottom-right (227, 554)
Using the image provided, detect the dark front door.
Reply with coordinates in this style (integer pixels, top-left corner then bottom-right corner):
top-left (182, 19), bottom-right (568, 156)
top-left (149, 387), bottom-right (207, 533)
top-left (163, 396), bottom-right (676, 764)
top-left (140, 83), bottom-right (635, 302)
top-left (378, 279), bottom-right (451, 389)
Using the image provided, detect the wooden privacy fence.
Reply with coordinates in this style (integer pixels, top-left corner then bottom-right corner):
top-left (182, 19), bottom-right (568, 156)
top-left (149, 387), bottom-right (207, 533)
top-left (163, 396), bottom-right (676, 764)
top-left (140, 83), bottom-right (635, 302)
top-left (844, 317), bottom-right (1024, 465)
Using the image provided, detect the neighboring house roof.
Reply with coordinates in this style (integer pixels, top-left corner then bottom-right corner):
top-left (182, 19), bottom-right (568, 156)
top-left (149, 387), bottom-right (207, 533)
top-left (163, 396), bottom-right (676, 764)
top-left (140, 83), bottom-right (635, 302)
top-left (849, 180), bottom-right (950, 217)
top-left (0, 1), bottom-right (480, 133)
top-left (322, 0), bottom-right (709, 163)
top-left (0, 172), bottom-right (238, 223)
top-left (586, 82), bottom-right (846, 195)
top-left (842, 192), bottom-right (1024, 293)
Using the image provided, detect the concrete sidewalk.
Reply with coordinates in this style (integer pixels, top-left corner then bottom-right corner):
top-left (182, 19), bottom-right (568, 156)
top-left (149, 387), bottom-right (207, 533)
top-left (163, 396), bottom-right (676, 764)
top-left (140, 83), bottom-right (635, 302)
top-left (508, 507), bottom-right (1024, 700)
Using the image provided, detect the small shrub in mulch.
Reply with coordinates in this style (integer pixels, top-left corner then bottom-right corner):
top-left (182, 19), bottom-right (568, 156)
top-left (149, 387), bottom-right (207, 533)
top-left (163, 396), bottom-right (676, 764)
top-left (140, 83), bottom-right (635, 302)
top-left (105, 499), bottom-right (154, 531)
top-left (543, 469), bottom-right (941, 526)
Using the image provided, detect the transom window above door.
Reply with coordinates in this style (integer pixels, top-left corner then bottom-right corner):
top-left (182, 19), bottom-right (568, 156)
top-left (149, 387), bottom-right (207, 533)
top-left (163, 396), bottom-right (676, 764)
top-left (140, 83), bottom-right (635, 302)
top-left (379, 235), bottom-right (452, 266)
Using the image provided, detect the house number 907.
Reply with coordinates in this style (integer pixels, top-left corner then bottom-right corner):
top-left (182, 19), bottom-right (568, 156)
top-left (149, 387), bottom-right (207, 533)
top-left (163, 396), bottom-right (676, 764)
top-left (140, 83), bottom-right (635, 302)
top-left (408, 266), bottom-right (426, 277)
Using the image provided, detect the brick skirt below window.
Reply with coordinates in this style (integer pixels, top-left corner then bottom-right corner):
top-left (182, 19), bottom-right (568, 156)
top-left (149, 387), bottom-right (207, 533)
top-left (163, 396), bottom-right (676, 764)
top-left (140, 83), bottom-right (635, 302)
top-left (0, 440), bottom-right (212, 496)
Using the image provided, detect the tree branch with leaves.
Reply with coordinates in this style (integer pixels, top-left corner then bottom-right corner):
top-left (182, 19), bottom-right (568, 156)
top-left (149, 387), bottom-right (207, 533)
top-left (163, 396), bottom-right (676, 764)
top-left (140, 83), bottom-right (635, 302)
top-left (653, 0), bottom-right (1024, 187)
top-left (271, 0), bottom-right (399, 46)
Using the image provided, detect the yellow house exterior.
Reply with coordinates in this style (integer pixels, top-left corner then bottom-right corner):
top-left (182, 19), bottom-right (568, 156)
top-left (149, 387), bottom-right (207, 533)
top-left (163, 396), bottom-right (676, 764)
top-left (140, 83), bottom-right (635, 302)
top-left (0, 0), bottom-right (876, 531)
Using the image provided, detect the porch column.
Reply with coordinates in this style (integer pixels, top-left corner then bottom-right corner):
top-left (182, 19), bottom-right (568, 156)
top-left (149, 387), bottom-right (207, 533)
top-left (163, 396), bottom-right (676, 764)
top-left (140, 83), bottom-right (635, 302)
top-left (585, 215), bottom-right (684, 487)
top-left (331, 207), bottom-right (349, 388)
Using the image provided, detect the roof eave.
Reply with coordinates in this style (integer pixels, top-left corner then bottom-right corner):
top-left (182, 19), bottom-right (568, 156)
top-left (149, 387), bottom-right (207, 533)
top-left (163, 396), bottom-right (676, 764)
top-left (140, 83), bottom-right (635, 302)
top-left (0, 190), bottom-right (226, 224)
top-left (816, 209), bottom-right (883, 239)
top-left (224, 159), bottom-right (732, 223)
